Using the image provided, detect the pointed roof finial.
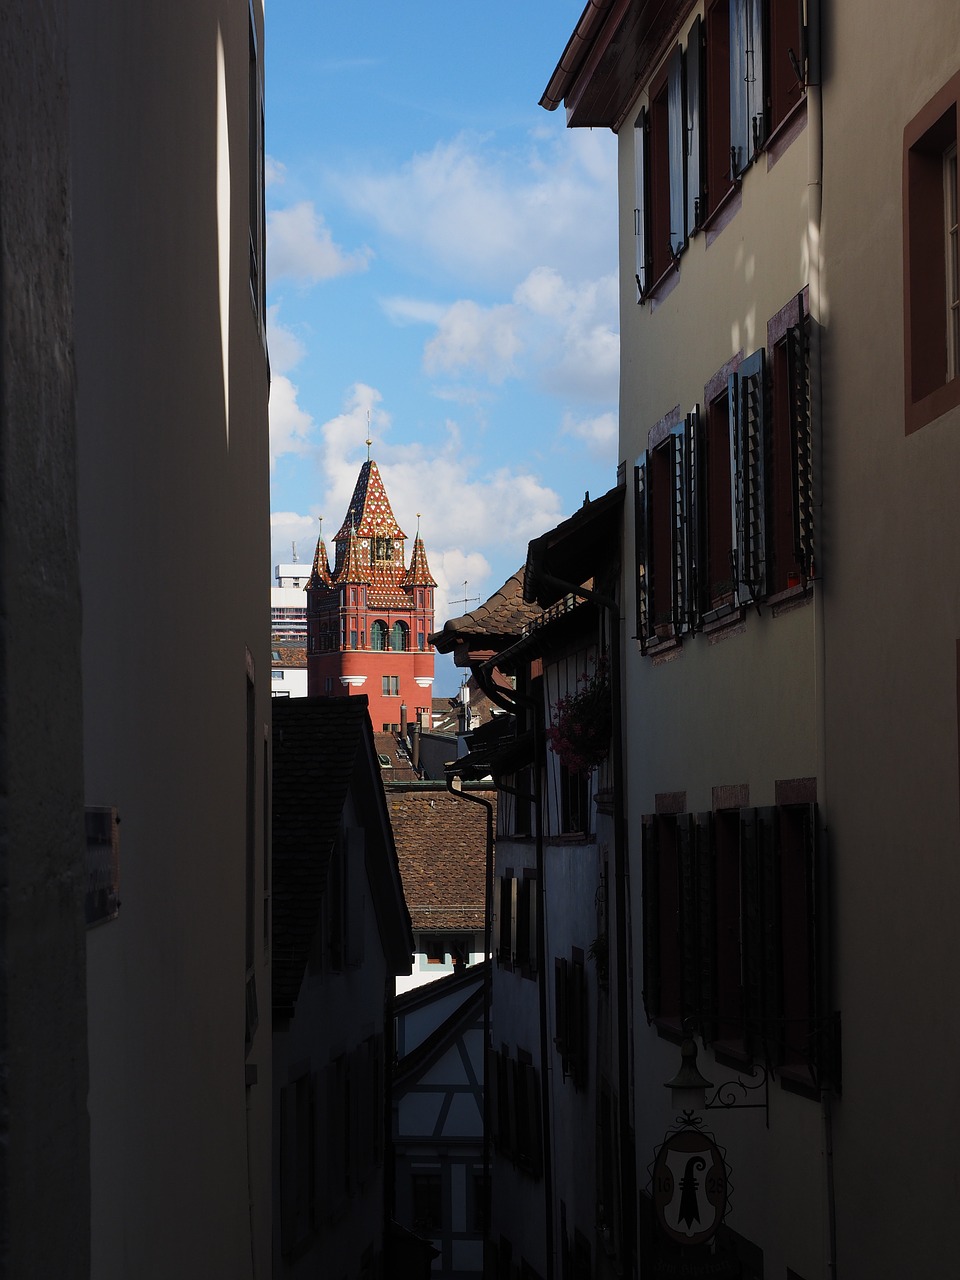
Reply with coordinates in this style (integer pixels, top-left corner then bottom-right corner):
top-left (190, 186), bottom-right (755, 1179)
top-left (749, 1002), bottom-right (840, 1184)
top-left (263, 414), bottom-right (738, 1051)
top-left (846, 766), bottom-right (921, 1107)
top-left (416, 512), bottom-right (422, 536)
top-left (366, 408), bottom-right (372, 461)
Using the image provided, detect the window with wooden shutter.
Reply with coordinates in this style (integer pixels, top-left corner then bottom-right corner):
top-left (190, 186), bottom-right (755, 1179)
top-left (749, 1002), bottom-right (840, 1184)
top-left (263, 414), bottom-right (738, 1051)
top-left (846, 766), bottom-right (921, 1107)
top-left (641, 815), bottom-right (661, 1019)
top-left (787, 309), bottom-right (814, 579)
top-left (730, 0), bottom-right (766, 176)
top-left (634, 460), bottom-right (651, 649)
top-left (705, 0), bottom-right (733, 216)
top-left (778, 803), bottom-right (821, 1084)
top-left (768, 0), bottom-right (805, 132)
top-left (685, 16), bottom-right (704, 233)
top-left (667, 44), bottom-right (687, 259)
top-left (683, 409), bottom-right (703, 629)
top-left (729, 350), bottom-right (770, 605)
top-left (634, 108), bottom-right (649, 299)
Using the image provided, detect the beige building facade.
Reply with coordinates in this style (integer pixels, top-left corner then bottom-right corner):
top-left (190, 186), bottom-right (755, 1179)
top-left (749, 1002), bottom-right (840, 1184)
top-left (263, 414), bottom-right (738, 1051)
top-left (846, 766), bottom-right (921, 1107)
top-left (544, 0), bottom-right (960, 1276)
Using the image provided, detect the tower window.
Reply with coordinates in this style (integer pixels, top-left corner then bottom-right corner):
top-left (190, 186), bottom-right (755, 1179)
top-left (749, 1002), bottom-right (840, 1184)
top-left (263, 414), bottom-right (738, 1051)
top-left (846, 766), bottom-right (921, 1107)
top-left (373, 536), bottom-right (394, 562)
top-left (371, 620), bottom-right (387, 651)
top-left (382, 676), bottom-right (399, 697)
top-left (390, 621), bottom-right (409, 651)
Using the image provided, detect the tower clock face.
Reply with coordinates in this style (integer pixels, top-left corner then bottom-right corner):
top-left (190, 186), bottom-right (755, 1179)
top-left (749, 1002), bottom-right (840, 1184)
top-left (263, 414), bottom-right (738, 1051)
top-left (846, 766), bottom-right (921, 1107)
top-left (361, 540), bottom-right (369, 548)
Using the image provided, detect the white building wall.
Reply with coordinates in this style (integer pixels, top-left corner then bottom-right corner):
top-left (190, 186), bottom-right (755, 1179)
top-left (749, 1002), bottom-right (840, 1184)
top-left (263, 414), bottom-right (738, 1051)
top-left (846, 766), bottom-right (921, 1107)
top-left (71, 2), bottom-right (273, 1275)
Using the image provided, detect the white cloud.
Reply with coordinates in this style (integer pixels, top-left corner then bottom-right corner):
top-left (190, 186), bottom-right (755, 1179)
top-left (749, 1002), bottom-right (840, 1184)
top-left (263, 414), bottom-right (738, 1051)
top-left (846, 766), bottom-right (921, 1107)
top-left (423, 300), bottom-right (522, 384)
top-left (340, 127), bottom-right (617, 290)
top-left (560, 410), bottom-right (618, 461)
top-left (272, 383), bottom-right (567, 622)
top-left (266, 304), bottom-right (306, 375)
top-left (270, 511), bottom-right (322, 572)
top-left (267, 201), bottom-right (372, 284)
top-left (397, 265), bottom-right (619, 406)
top-left (265, 155), bottom-right (286, 188)
top-left (269, 374), bottom-right (315, 468)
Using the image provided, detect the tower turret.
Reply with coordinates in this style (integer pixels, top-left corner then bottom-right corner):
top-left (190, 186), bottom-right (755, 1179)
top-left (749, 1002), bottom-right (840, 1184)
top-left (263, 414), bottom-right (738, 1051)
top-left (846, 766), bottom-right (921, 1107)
top-left (306, 455), bottom-right (435, 729)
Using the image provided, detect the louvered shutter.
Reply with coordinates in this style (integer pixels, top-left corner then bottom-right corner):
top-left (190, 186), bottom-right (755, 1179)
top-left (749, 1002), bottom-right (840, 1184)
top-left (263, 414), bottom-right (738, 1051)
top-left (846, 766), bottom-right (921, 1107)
top-left (684, 408), bottom-right (704, 628)
top-left (787, 308), bottom-right (814, 577)
top-left (729, 0), bottom-right (749, 175)
top-left (739, 807), bottom-right (762, 1056)
top-left (487, 1046), bottom-right (501, 1149)
top-left (696, 812), bottom-right (718, 1042)
top-left (759, 807), bottom-right (782, 1064)
top-left (667, 45), bottom-right (686, 257)
top-left (669, 431), bottom-right (686, 633)
top-left (571, 955), bottom-right (587, 1089)
top-left (730, 350), bottom-right (769, 604)
top-left (555, 957), bottom-right (569, 1066)
top-left (746, 0), bottom-right (766, 155)
top-left (677, 813), bottom-right (699, 1019)
top-left (634, 460), bottom-right (651, 649)
top-left (641, 814), bottom-right (661, 1019)
top-left (634, 108), bottom-right (650, 298)
top-left (685, 16), bottom-right (704, 233)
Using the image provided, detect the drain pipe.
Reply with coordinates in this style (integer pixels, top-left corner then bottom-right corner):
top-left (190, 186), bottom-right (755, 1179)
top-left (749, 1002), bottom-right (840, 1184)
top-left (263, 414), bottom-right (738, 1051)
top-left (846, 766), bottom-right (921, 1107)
top-left (803, 1), bottom-right (837, 1277)
top-left (533, 569), bottom-right (634, 1280)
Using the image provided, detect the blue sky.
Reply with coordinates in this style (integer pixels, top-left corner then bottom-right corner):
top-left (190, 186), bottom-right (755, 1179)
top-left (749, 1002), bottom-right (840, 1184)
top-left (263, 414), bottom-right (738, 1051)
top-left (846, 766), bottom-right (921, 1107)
top-left (265, 1), bottom-right (620, 693)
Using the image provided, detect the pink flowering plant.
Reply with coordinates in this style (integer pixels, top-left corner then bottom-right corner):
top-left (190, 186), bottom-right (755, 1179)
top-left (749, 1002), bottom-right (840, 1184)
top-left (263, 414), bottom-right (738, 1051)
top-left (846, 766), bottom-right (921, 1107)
top-left (545, 655), bottom-right (612, 775)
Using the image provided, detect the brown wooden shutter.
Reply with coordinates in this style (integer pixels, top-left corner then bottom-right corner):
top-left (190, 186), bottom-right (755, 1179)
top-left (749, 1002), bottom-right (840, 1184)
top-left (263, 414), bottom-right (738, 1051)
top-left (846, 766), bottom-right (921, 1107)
top-left (696, 812), bottom-right (718, 1042)
top-left (634, 108), bottom-right (650, 298)
top-left (641, 814), bottom-right (661, 1019)
top-left (677, 812), bottom-right (699, 1020)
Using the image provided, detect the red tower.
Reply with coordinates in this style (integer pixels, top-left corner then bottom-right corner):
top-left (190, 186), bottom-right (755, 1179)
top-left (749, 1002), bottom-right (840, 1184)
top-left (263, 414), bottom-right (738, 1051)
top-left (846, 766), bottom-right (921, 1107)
top-left (306, 457), bottom-right (436, 730)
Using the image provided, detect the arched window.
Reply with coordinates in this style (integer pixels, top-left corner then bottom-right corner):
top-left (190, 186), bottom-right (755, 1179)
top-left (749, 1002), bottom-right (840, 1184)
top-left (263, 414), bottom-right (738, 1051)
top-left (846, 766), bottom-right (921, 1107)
top-left (370, 620), bottom-right (388, 651)
top-left (390, 620), bottom-right (409, 651)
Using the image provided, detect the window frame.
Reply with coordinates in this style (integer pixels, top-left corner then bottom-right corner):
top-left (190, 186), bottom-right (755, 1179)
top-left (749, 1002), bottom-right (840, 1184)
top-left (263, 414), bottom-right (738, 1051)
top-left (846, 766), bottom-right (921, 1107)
top-left (903, 71), bottom-right (960, 433)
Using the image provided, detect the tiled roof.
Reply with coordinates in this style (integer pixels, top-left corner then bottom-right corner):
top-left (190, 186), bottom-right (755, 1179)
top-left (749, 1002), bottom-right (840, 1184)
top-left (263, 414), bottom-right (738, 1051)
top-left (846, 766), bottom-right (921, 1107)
top-left (272, 645), bottom-right (307, 668)
top-left (373, 732), bottom-right (420, 782)
top-left (385, 785), bottom-right (495, 932)
top-left (307, 530), bottom-right (332, 587)
top-left (333, 459), bottom-right (406, 542)
top-left (402, 535), bottom-right (437, 588)
top-left (430, 569), bottom-right (543, 653)
top-left (337, 530), bottom-right (370, 584)
top-left (271, 696), bottom-right (367, 1015)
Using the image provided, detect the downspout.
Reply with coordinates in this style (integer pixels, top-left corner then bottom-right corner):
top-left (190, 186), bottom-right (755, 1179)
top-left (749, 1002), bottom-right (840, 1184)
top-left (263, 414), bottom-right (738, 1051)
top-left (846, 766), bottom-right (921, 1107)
top-left (805, 1), bottom-right (837, 1276)
top-left (445, 776), bottom-right (495, 1272)
top-left (533, 569), bottom-right (634, 1280)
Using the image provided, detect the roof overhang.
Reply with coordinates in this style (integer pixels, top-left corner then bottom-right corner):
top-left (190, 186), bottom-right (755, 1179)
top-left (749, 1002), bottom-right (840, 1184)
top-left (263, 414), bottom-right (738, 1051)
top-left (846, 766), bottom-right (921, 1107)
top-left (540, 0), bottom-right (695, 130)
top-left (524, 482), bottom-right (625, 609)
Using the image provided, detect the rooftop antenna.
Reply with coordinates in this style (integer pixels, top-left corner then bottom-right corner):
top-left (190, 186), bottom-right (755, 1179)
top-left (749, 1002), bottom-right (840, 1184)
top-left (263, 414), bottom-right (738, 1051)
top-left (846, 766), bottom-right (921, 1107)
top-left (450, 580), bottom-right (481, 612)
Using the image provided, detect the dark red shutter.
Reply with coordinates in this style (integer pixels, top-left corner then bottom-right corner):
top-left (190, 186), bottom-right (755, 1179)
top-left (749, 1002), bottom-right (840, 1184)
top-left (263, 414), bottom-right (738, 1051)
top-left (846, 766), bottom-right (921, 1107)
top-left (641, 814), bottom-right (661, 1019)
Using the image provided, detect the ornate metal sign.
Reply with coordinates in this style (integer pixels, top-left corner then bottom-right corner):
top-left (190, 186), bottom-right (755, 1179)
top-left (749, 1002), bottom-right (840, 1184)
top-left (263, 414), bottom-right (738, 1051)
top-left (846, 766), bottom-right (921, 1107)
top-left (652, 1128), bottom-right (728, 1246)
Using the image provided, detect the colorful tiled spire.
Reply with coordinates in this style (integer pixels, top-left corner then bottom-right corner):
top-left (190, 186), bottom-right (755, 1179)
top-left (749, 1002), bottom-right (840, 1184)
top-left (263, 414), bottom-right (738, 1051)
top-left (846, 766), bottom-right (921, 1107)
top-left (403, 515), bottom-right (437, 588)
top-left (333, 459), bottom-right (406, 542)
top-left (307, 520), bottom-right (332, 588)
top-left (338, 521), bottom-right (369, 584)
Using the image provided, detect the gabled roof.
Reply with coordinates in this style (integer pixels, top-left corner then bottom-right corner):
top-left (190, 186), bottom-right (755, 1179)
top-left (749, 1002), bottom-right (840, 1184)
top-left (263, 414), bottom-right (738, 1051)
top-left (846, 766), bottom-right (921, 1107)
top-left (524, 482), bottom-right (624, 607)
top-left (385, 784), bottom-right (494, 933)
top-left (272, 696), bottom-right (413, 1018)
top-left (540, 0), bottom-right (690, 129)
top-left (430, 569), bottom-right (543, 655)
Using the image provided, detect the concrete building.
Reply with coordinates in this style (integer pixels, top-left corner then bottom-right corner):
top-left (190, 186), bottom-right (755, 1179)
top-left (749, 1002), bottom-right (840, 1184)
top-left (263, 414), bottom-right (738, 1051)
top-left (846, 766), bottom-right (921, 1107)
top-left (1, 1), bottom-right (273, 1275)
top-left (538, 1), bottom-right (960, 1277)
